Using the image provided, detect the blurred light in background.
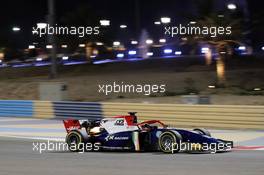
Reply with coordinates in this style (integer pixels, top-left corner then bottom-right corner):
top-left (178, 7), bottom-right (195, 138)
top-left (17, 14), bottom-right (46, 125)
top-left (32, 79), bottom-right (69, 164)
top-left (79, 44), bottom-right (85, 48)
top-left (93, 50), bottom-right (98, 55)
top-left (254, 87), bottom-right (262, 91)
top-left (261, 46), bottom-right (264, 51)
top-left (131, 40), bottom-right (138, 45)
top-left (37, 23), bottom-right (47, 29)
top-left (128, 50), bottom-right (137, 55)
top-left (205, 48), bottom-right (213, 65)
top-left (36, 58), bottom-right (43, 61)
top-left (0, 60), bottom-right (2, 63)
top-left (100, 20), bottom-right (110, 26)
top-left (190, 21), bottom-right (196, 24)
top-left (146, 39), bottom-right (153, 44)
top-left (227, 3), bottom-right (237, 10)
top-left (159, 39), bottom-right (166, 43)
top-left (120, 25), bottom-right (127, 29)
top-left (216, 58), bottom-right (225, 83)
top-left (0, 53), bottom-right (4, 60)
top-left (113, 41), bottom-right (121, 46)
top-left (28, 45), bottom-right (35, 49)
top-left (201, 47), bottom-right (209, 54)
top-left (46, 45), bottom-right (53, 49)
top-left (62, 56), bottom-right (69, 60)
top-left (238, 46), bottom-right (246, 50)
top-left (208, 85), bottom-right (216, 89)
top-left (160, 17), bottom-right (171, 24)
top-left (61, 44), bottom-right (67, 48)
top-left (147, 52), bottom-right (153, 56)
top-left (164, 49), bottom-right (172, 54)
top-left (175, 51), bottom-right (182, 55)
top-left (12, 27), bottom-right (21, 32)
top-left (96, 42), bottom-right (104, 46)
top-left (117, 53), bottom-right (124, 58)
top-left (154, 21), bottom-right (161, 25)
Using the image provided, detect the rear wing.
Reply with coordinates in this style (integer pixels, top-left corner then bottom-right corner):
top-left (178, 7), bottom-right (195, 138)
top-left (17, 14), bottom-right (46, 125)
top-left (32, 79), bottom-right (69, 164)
top-left (63, 119), bottom-right (81, 133)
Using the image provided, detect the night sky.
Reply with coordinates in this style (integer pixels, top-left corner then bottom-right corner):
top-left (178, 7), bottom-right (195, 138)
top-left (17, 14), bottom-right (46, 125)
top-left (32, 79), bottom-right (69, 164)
top-left (0, 0), bottom-right (263, 48)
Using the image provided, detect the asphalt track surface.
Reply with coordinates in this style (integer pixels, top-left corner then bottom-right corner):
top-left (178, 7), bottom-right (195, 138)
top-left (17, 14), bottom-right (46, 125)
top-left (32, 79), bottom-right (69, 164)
top-left (0, 137), bottom-right (263, 175)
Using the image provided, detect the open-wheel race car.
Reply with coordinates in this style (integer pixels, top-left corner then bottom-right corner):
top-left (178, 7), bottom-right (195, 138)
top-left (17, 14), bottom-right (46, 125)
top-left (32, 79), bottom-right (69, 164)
top-left (63, 112), bottom-right (233, 153)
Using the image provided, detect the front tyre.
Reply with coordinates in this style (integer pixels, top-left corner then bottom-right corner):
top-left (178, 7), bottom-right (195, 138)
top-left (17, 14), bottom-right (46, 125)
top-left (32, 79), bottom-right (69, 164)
top-left (158, 131), bottom-right (181, 153)
top-left (66, 131), bottom-right (83, 152)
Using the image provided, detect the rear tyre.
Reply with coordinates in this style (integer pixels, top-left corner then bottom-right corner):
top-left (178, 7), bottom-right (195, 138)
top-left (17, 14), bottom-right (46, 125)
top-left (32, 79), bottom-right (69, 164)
top-left (193, 128), bottom-right (211, 137)
top-left (158, 131), bottom-right (182, 153)
top-left (66, 131), bottom-right (83, 152)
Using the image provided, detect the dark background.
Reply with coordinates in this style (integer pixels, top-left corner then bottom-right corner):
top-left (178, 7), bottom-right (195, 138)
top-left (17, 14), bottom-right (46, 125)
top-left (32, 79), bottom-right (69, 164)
top-left (0, 0), bottom-right (263, 49)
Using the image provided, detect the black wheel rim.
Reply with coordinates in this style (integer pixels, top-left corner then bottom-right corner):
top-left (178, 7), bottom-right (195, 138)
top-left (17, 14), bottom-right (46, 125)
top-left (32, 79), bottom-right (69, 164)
top-left (69, 135), bottom-right (79, 145)
top-left (161, 135), bottom-right (174, 151)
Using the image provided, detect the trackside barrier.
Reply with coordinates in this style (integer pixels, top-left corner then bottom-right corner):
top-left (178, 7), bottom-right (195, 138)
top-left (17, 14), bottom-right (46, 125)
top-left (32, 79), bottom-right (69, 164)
top-left (52, 101), bottom-right (103, 119)
top-left (0, 100), bottom-right (263, 130)
top-left (101, 103), bottom-right (264, 130)
top-left (0, 100), bottom-right (33, 117)
top-left (0, 100), bottom-right (103, 120)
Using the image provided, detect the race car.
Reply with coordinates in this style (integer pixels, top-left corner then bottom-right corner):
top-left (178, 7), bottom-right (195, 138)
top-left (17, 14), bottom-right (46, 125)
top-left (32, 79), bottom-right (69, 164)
top-left (63, 112), bottom-right (233, 153)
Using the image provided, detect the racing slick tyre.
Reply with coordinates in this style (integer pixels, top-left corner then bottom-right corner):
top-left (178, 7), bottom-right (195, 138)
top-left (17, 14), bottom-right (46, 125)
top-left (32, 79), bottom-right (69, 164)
top-left (66, 131), bottom-right (83, 152)
top-left (158, 131), bottom-right (182, 153)
top-left (193, 128), bottom-right (211, 137)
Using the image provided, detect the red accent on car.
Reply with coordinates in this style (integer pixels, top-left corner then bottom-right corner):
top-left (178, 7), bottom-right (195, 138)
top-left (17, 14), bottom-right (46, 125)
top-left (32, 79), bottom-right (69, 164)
top-left (137, 120), bottom-right (166, 128)
top-left (63, 119), bottom-right (81, 133)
